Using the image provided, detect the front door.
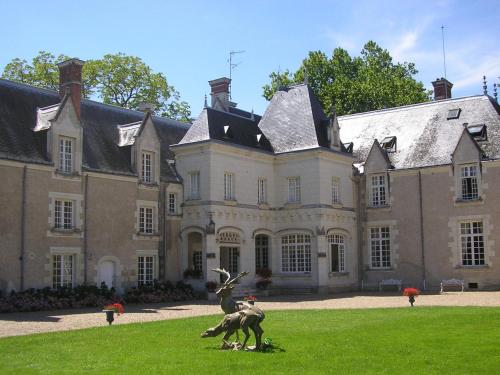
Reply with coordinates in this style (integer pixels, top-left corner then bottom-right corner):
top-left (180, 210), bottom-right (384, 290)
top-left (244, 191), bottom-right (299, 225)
top-left (220, 247), bottom-right (239, 279)
top-left (99, 261), bottom-right (115, 288)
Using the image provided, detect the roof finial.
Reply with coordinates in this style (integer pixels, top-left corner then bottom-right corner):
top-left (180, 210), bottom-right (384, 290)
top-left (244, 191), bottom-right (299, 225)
top-left (483, 76), bottom-right (488, 95)
top-left (204, 94), bottom-right (208, 108)
top-left (304, 66), bottom-right (309, 85)
top-left (494, 83), bottom-right (498, 103)
top-left (250, 108), bottom-right (255, 121)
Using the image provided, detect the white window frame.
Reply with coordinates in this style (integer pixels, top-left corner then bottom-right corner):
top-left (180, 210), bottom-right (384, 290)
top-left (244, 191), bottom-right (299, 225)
top-left (287, 177), bottom-right (301, 203)
top-left (189, 171), bottom-right (200, 199)
top-left (460, 220), bottom-right (485, 266)
top-left (193, 251), bottom-right (203, 272)
top-left (332, 177), bottom-right (341, 205)
top-left (54, 199), bottom-right (74, 230)
top-left (137, 255), bottom-right (155, 286)
top-left (224, 172), bottom-right (235, 200)
top-left (139, 206), bottom-right (155, 234)
top-left (328, 234), bottom-right (346, 272)
top-left (141, 151), bottom-right (154, 183)
top-left (370, 227), bottom-right (391, 269)
top-left (281, 233), bottom-right (311, 273)
top-left (58, 136), bottom-right (74, 174)
top-left (258, 178), bottom-right (267, 204)
top-left (168, 192), bottom-right (177, 214)
top-left (52, 254), bottom-right (75, 288)
top-left (460, 165), bottom-right (479, 200)
top-left (370, 174), bottom-right (387, 207)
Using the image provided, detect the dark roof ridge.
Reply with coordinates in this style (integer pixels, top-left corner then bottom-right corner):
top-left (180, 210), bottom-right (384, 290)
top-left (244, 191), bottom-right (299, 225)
top-left (207, 106), bottom-right (260, 122)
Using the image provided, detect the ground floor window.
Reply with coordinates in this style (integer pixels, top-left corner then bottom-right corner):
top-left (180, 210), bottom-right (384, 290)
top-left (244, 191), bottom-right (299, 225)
top-left (53, 254), bottom-right (74, 288)
top-left (255, 234), bottom-right (269, 271)
top-left (328, 234), bottom-right (345, 272)
top-left (281, 234), bottom-right (311, 273)
top-left (138, 256), bottom-right (155, 286)
top-left (370, 227), bottom-right (391, 269)
top-left (460, 221), bottom-right (485, 266)
top-left (193, 251), bottom-right (203, 272)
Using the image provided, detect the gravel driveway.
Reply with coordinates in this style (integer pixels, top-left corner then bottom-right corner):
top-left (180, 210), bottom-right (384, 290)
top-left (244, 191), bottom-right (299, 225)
top-left (1, 291), bottom-right (499, 338)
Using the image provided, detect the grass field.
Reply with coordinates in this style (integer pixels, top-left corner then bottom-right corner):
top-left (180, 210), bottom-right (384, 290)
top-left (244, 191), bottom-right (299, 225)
top-left (0, 307), bottom-right (499, 374)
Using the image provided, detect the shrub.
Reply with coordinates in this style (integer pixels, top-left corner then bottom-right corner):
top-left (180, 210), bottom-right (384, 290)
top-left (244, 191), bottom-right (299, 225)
top-left (183, 269), bottom-right (202, 279)
top-left (256, 268), bottom-right (272, 278)
top-left (205, 281), bottom-right (218, 292)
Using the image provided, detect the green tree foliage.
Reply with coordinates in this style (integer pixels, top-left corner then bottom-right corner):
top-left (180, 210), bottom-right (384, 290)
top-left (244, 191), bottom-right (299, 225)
top-left (263, 41), bottom-right (430, 116)
top-left (2, 51), bottom-right (191, 122)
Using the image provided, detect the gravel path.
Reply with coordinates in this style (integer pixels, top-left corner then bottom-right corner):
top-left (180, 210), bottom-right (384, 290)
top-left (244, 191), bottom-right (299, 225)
top-left (1, 291), bottom-right (499, 338)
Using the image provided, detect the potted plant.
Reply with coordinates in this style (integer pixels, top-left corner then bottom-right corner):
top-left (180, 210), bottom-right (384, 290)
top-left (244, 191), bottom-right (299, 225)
top-left (403, 288), bottom-right (420, 307)
top-left (103, 302), bottom-right (125, 325)
top-left (244, 295), bottom-right (257, 305)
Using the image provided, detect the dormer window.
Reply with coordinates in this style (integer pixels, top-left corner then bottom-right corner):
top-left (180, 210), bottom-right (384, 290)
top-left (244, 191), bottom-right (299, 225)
top-left (59, 137), bottom-right (74, 174)
top-left (467, 124), bottom-right (487, 142)
top-left (223, 124), bottom-right (233, 138)
top-left (342, 142), bottom-right (353, 154)
top-left (380, 136), bottom-right (397, 153)
top-left (447, 108), bottom-right (461, 120)
top-left (141, 151), bottom-right (154, 183)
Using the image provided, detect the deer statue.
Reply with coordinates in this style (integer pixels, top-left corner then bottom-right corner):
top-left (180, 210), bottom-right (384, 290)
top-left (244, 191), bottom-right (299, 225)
top-left (201, 303), bottom-right (265, 351)
top-left (212, 268), bottom-right (250, 315)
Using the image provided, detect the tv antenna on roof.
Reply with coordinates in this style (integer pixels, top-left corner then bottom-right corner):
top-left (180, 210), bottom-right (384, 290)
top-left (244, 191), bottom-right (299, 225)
top-left (441, 25), bottom-right (447, 80)
top-left (228, 50), bottom-right (245, 99)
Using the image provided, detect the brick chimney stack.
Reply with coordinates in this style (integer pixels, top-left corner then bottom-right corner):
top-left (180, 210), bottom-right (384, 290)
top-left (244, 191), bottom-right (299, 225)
top-left (208, 77), bottom-right (231, 111)
top-left (431, 77), bottom-right (453, 101)
top-left (57, 58), bottom-right (84, 118)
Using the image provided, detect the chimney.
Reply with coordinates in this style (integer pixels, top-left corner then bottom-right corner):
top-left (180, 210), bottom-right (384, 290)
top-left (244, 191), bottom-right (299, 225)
top-left (431, 77), bottom-right (453, 101)
top-left (57, 58), bottom-right (84, 119)
top-left (208, 77), bottom-right (231, 111)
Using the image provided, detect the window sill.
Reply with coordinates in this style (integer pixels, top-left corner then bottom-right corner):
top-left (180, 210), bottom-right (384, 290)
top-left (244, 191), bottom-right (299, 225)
top-left (367, 205), bottom-right (391, 211)
top-left (454, 197), bottom-right (483, 206)
top-left (47, 228), bottom-right (82, 238)
top-left (258, 202), bottom-right (270, 209)
top-left (366, 267), bottom-right (394, 272)
top-left (224, 199), bottom-right (238, 206)
top-left (138, 181), bottom-right (159, 189)
top-left (455, 265), bottom-right (489, 270)
top-left (273, 273), bottom-right (312, 279)
top-left (133, 232), bottom-right (161, 241)
top-left (329, 272), bottom-right (349, 277)
top-left (331, 203), bottom-right (343, 209)
top-left (284, 202), bottom-right (301, 209)
top-left (53, 170), bottom-right (81, 180)
top-left (50, 227), bottom-right (81, 233)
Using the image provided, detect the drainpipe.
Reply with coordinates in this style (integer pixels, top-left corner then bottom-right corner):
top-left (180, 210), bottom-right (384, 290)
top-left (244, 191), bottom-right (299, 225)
top-left (83, 173), bottom-right (89, 284)
top-left (353, 173), bottom-right (364, 290)
top-left (20, 165), bottom-right (27, 291)
top-left (159, 183), bottom-right (166, 280)
top-left (418, 170), bottom-right (427, 290)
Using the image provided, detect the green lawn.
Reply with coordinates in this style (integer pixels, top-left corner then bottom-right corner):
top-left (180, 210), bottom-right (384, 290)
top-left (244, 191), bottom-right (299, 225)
top-left (1, 307), bottom-right (499, 374)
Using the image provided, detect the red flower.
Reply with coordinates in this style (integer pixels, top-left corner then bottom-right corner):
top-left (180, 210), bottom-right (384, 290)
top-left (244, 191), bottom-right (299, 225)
top-left (104, 303), bottom-right (125, 315)
top-left (403, 288), bottom-right (420, 297)
top-left (244, 295), bottom-right (257, 302)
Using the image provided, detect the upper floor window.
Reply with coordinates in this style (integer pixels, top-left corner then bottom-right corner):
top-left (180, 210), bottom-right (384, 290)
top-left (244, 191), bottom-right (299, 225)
top-left (139, 206), bottom-right (154, 234)
top-left (287, 177), bottom-right (301, 203)
top-left (460, 221), bottom-right (484, 266)
top-left (168, 192), bottom-right (177, 214)
top-left (141, 151), bottom-right (154, 183)
top-left (370, 227), bottom-right (391, 269)
top-left (281, 233), bottom-right (311, 273)
top-left (53, 254), bottom-right (74, 288)
top-left (460, 165), bottom-right (479, 200)
top-left (371, 175), bottom-right (387, 206)
top-left (59, 137), bottom-right (73, 174)
top-left (328, 234), bottom-right (345, 272)
top-left (54, 199), bottom-right (74, 230)
top-left (189, 171), bottom-right (200, 199)
top-left (258, 178), bottom-right (267, 204)
top-left (224, 172), bottom-right (235, 200)
top-left (332, 177), bottom-right (341, 204)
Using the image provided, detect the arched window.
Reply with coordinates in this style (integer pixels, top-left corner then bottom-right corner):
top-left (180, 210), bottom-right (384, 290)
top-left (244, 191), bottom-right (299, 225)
top-left (328, 234), bottom-right (345, 272)
top-left (218, 231), bottom-right (241, 244)
top-left (255, 234), bottom-right (270, 271)
top-left (281, 234), bottom-right (311, 273)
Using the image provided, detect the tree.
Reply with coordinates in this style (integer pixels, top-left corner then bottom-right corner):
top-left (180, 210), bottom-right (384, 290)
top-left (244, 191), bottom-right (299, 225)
top-left (262, 41), bottom-right (430, 116)
top-left (2, 51), bottom-right (191, 122)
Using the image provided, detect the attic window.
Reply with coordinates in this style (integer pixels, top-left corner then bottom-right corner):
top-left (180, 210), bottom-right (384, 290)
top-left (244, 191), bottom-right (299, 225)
top-left (223, 124), bottom-right (233, 138)
top-left (447, 108), bottom-right (461, 120)
top-left (256, 133), bottom-right (263, 146)
top-left (380, 136), bottom-right (397, 153)
top-left (467, 124), bottom-right (488, 142)
top-left (342, 142), bottom-right (353, 154)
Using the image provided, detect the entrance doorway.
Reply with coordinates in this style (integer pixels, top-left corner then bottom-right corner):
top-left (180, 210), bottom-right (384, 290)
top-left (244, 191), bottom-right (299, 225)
top-left (220, 247), bottom-right (239, 279)
top-left (99, 261), bottom-right (115, 288)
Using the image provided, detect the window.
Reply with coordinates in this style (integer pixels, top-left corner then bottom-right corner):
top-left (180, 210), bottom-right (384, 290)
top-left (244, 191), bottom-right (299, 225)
top-left (447, 108), bottom-right (461, 120)
top-left (370, 227), bottom-right (391, 269)
top-left (139, 207), bottom-right (154, 234)
top-left (328, 234), bottom-right (345, 272)
top-left (53, 254), bottom-right (74, 288)
top-left (281, 234), bottom-right (311, 273)
top-left (332, 177), bottom-right (341, 204)
top-left (255, 234), bottom-right (269, 270)
top-left (54, 199), bottom-right (74, 229)
top-left (193, 251), bottom-right (203, 272)
top-left (371, 175), bottom-right (387, 206)
top-left (287, 177), bottom-right (301, 203)
top-left (467, 124), bottom-right (487, 142)
top-left (460, 165), bottom-right (479, 200)
top-left (141, 152), bottom-right (154, 183)
top-left (189, 171), bottom-right (200, 199)
top-left (258, 178), bottom-right (267, 204)
top-left (138, 256), bottom-right (155, 285)
top-left (168, 192), bottom-right (176, 214)
top-left (59, 137), bottom-right (73, 173)
top-left (224, 172), bottom-right (234, 200)
top-left (380, 136), bottom-right (397, 153)
top-left (460, 221), bottom-right (485, 266)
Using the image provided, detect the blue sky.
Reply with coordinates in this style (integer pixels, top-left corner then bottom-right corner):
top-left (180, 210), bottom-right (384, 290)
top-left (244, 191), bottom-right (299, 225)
top-left (1, 0), bottom-right (498, 116)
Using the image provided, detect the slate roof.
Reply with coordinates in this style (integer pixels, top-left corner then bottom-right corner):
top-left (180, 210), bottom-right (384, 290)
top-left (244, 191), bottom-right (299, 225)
top-left (178, 106), bottom-right (272, 152)
top-left (338, 95), bottom-right (500, 170)
top-left (0, 79), bottom-right (189, 181)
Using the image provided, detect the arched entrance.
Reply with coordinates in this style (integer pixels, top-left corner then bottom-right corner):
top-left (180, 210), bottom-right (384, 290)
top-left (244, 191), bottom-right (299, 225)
top-left (218, 231), bottom-right (242, 279)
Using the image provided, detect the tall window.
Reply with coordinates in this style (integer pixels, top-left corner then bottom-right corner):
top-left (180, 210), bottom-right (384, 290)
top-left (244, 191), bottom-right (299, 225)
top-left (332, 177), bottom-right (341, 204)
top-left (224, 172), bottom-right (235, 200)
top-left (461, 221), bottom-right (485, 266)
top-left (258, 178), bottom-right (267, 204)
top-left (53, 254), bottom-right (74, 288)
top-left (460, 165), bottom-right (478, 200)
top-left (141, 152), bottom-right (154, 183)
top-left (59, 137), bottom-right (73, 173)
top-left (370, 227), bottom-right (391, 268)
top-left (138, 256), bottom-right (154, 285)
top-left (168, 193), bottom-right (176, 214)
top-left (193, 251), bottom-right (203, 272)
top-left (328, 234), bottom-right (345, 272)
top-left (287, 177), bottom-right (301, 203)
top-left (281, 234), bottom-right (311, 273)
top-left (371, 175), bottom-right (387, 206)
top-left (54, 199), bottom-right (74, 229)
top-left (255, 234), bottom-right (269, 270)
top-left (189, 171), bottom-right (200, 199)
top-left (139, 207), bottom-right (154, 234)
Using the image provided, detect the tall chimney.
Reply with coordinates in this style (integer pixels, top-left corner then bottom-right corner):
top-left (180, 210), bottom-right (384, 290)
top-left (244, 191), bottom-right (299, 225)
top-left (431, 77), bottom-right (453, 101)
top-left (208, 77), bottom-right (231, 111)
top-left (57, 58), bottom-right (84, 119)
